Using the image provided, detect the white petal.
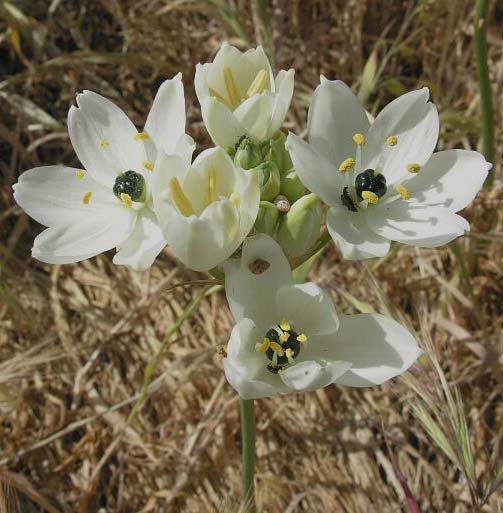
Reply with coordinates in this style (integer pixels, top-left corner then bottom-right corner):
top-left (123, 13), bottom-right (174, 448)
top-left (223, 234), bottom-right (293, 326)
top-left (325, 313), bottom-right (422, 387)
top-left (144, 74), bottom-right (187, 154)
top-left (223, 318), bottom-right (286, 399)
top-left (406, 150), bottom-right (491, 211)
top-left (113, 210), bottom-right (167, 270)
top-left (68, 91), bottom-right (146, 187)
top-left (279, 359), bottom-right (351, 392)
top-left (194, 62), bottom-right (211, 103)
top-left (307, 80), bottom-right (370, 165)
top-left (32, 204), bottom-right (136, 264)
top-left (269, 69), bottom-right (295, 135)
top-left (200, 97), bottom-right (246, 148)
top-left (368, 200), bottom-right (469, 247)
top-left (233, 93), bottom-right (275, 142)
top-left (285, 133), bottom-right (344, 206)
top-left (363, 88), bottom-right (439, 184)
top-left (326, 206), bottom-right (391, 260)
top-left (276, 283), bottom-right (339, 336)
top-left (13, 165), bottom-right (114, 227)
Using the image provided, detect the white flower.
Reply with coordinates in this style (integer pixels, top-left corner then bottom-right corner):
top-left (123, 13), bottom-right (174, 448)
top-left (152, 147), bottom-right (260, 272)
top-left (195, 42), bottom-right (295, 148)
top-left (286, 80), bottom-right (491, 260)
top-left (13, 74), bottom-right (194, 271)
top-left (222, 234), bottom-right (421, 399)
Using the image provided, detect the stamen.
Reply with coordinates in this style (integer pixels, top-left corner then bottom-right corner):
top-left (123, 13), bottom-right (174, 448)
top-left (352, 133), bottom-right (366, 146)
top-left (285, 348), bottom-right (295, 365)
top-left (297, 334), bottom-right (307, 344)
top-left (209, 87), bottom-right (232, 109)
top-left (280, 320), bottom-right (291, 331)
top-left (99, 138), bottom-right (109, 148)
top-left (82, 192), bottom-right (92, 204)
top-left (386, 135), bottom-right (398, 146)
top-left (223, 67), bottom-right (241, 108)
top-left (338, 158), bottom-right (356, 173)
top-left (361, 190), bottom-right (379, 204)
top-left (256, 338), bottom-right (271, 353)
top-left (75, 170), bottom-right (85, 179)
top-left (204, 168), bottom-right (217, 207)
top-left (143, 160), bottom-right (154, 172)
top-left (272, 352), bottom-right (278, 367)
top-left (120, 193), bottom-right (132, 207)
top-left (279, 332), bottom-right (290, 343)
top-left (169, 178), bottom-right (195, 217)
top-left (134, 132), bottom-right (150, 141)
top-left (407, 163), bottom-right (421, 174)
top-left (246, 69), bottom-right (268, 98)
top-left (230, 192), bottom-right (241, 209)
top-left (269, 341), bottom-right (284, 357)
top-left (395, 184), bottom-right (411, 200)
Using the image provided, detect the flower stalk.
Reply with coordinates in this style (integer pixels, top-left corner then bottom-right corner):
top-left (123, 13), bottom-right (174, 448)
top-left (240, 398), bottom-right (257, 513)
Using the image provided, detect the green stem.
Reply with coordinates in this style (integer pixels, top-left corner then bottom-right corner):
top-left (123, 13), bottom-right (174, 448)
top-left (290, 228), bottom-right (332, 270)
top-left (240, 398), bottom-right (257, 513)
top-left (474, 0), bottom-right (495, 187)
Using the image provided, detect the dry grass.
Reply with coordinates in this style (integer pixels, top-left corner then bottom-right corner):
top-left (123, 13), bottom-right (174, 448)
top-left (1, 1), bottom-right (503, 512)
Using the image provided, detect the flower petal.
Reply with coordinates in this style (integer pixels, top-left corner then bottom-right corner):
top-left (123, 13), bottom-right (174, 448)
top-left (200, 97), bottom-right (246, 148)
top-left (276, 283), bottom-right (339, 336)
top-left (233, 93), bottom-right (275, 142)
top-left (322, 313), bottom-right (422, 387)
top-left (223, 234), bottom-right (293, 327)
top-left (406, 149), bottom-right (490, 211)
top-left (326, 206), bottom-right (391, 260)
top-left (307, 79), bottom-right (370, 165)
top-left (269, 69), bottom-right (295, 135)
top-left (279, 359), bottom-right (351, 392)
top-left (368, 200), bottom-right (469, 247)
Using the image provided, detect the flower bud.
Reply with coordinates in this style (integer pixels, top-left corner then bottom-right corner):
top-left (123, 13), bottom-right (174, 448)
top-left (255, 161), bottom-right (281, 201)
top-left (269, 131), bottom-right (293, 175)
top-left (234, 136), bottom-right (265, 170)
top-left (276, 193), bottom-right (322, 258)
top-left (254, 201), bottom-right (279, 236)
top-left (280, 170), bottom-right (306, 203)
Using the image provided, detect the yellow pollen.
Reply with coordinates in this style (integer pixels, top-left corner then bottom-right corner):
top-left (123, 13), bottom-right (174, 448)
top-left (256, 338), bottom-right (271, 353)
top-left (99, 138), bottom-right (109, 148)
top-left (407, 163), bottom-right (421, 174)
top-left (387, 135), bottom-right (398, 146)
top-left (269, 341), bottom-right (284, 356)
top-left (82, 191), bottom-right (92, 204)
top-left (246, 69), bottom-right (269, 98)
top-left (143, 160), bottom-right (154, 171)
top-left (169, 178), bottom-right (195, 217)
top-left (204, 168), bottom-right (217, 207)
top-left (361, 190), bottom-right (379, 204)
top-left (223, 67), bottom-right (241, 109)
top-left (75, 170), bottom-right (85, 179)
top-left (120, 193), bottom-right (133, 207)
top-left (353, 133), bottom-right (366, 146)
top-left (395, 184), bottom-right (411, 200)
top-left (279, 332), bottom-right (290, 343)
top-left (280, 320), bottom-right (291, 331)
top-left (338, 158), bottom-right (356, 173)
top-left (297, 334), bottom-right (308, 344)
top-left (209, 87), bottom-right (232, 109)
top-left (230, 192), bottom-right (241, 209)
top-left (285, 348), bottom-right (295, 361)
top-left (134, 132), bottom-right (150, 141)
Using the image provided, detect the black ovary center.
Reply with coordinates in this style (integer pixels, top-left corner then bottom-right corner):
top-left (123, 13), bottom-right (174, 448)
top-left (355, 169), bottom-right (387, 200)
top-left (113, 170), bottom-right (146, 202)
top-left (265, 327), bottom-right (301, 374)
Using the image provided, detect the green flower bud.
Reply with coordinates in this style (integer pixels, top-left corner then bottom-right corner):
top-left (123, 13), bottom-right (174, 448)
top-left (254, 201), bottom-right (279, 236)
top-left (276, 193), bottom-right (322, 258)
top-left (280, 170), bottom-right (306, 203)
top-left (269, 131), bottom-right (293, 175)
top-left (234, 136), bottom-right (264, 170)
top-left (255, 161), bottom-right (281, 201)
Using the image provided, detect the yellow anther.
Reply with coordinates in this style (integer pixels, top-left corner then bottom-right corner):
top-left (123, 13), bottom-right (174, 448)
top-left (209, 87), bottom-right (232, 109)
top-left (143, 160), bottom-right (154, 171)
top-left (223, 67), bottom-right (241, 109)
top-left (297, 334), bottom-right (308, 344)
top-left (279, 332), bottom-right (290, 343)
top-left (204, 168), bottom-right (217, 207)
top-left (361, 190), bottom-right (379, 204)
top-left (134, 132), bottom-right (150, 141)
top-left (395, 184), bottom-right (411, 200)
top-left (246, 69), bottom-right (269, 98)
top-left (75, 170), bottom-right (85, 179)
top-left (256, 338), bottom-right (271, 353)
top-left (82, 191), bottom-right (92, 204)
top-left (407, 163), bottom-right (421, 174)
top-left (230, 192), bottom-right (241, 209)
top-left (99, 138), bottom-right (109, 148)
top-left (338, 158), bottom-right (356, 173)
top-left (353, 133), bottom-right (366, 146)
top-left (280, 320), bottom-right (291, 331)
top-left (387, 135), bottom-right (398, 146)
top-left (269, 341), bottom-right (284, 356)
top-left (169, 178), bottom-right (195, 217)
top-left (120, 193), bottom-right (132, 207)
top-left (285, 348), bottom-right (295, 363)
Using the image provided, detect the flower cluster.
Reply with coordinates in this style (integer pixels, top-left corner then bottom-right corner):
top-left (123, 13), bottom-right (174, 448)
top-left (14, 43), bottom-right (490, 399)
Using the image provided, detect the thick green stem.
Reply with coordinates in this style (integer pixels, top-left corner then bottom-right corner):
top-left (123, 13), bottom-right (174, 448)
top-left (474, 0), bottom-right (495, 187)
top-left (240, 398), bottom-right (257, 513)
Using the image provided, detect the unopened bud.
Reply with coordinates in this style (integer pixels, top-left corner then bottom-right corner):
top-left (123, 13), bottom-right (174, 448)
top-left (269, 131), bottom-right (293, 175)
top-left (280, 170), bottom-right (306, 203)
top-left (254, 201), bottom-right (279, 236)
top-left (234, 136), bottom-right (264, 170)
top-left (276, 193), bottom-right (322, 258)
top-left (255, 161), bottom-right (281, 201)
